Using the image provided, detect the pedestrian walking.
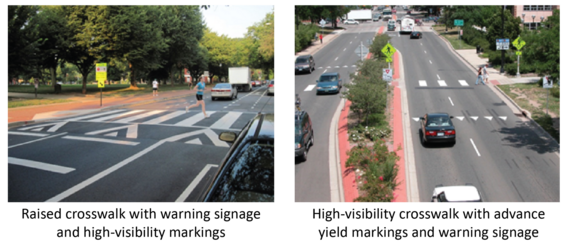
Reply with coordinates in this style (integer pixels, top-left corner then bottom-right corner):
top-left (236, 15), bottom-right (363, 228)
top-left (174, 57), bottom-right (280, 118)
top-left (483, 64), bottom-right (489, 85)
top-left (319, 34), bottom-right (323, 44)
top-left (475, 67), bottom-right (483, 85)
top-left (152, 79), bottom-right (159, 96)
top-left (185, 76), bottom-right (208, 118)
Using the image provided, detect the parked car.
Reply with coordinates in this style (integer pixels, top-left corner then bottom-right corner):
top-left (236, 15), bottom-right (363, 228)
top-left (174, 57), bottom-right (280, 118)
top-left (267, 80), bottom-right (274, 95)
top-left (295, 55), bottom-right (315, 74)
top-left (211, 83), bottom-right (237, 100)
top-left (255, 80), bottom-right (261, 87)
top-left (419, 113), bottom-right (456, 145)
top-left (316, 72), bottom-right (342, 95)
top-left (343, 19), bottom-right (359, 25)
top-left (201, 113), bottom-right (274, 202)
top-left (295, 110), bottom-right (313, 162)
top-left (410, 31), bottom-right (422, 39)
top-left (432, 185), bottom-right (483, 202)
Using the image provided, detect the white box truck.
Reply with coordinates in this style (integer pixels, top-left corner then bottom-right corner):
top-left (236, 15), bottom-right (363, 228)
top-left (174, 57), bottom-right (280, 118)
top-left (346, 9), bottom-right (372, 21)
top-left (229, 67), bottom-right (252, 92)
top-left (400, 18), bottom-right (415, 33)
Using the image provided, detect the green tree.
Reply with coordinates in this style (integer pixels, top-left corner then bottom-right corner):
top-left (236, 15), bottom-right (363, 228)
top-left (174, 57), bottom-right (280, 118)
top-left (245, 12), bottom-right (274, 75)
top-left (8, 6), bottom-right (43, 81)
top-left (34, 6), bottom-right (68, 87)
top-left (202, 28), bottom-right (234, 83)
top-left (486, 8), bottom-right (521, 51)
top-left (525, 9), bottom-right (559, 82)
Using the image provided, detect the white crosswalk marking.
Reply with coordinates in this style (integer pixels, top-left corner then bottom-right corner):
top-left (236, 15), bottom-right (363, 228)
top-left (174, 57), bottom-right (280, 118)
top-left (438, 80), bottom-right (447, 86)
top-left (210, 112), bottom-right (242, 129)
top-left (88, 110), bottom-right (144, 122)
top-left (419, 80), bottom-right (427, 87)
top-left (305, 85), bottom-right (316, 91)
top-left (174, 111), bottom-right (216, 127)
top-left (8, 157), bottom-right (75, 174)
top-left (114, 110), bottom-right (165, 123)
top-left (458, 80), bottom-right (469, 86)
top-left (67, 110), bottom-right (127, 121)
top-left (141, 111), bottom-right (186, 124)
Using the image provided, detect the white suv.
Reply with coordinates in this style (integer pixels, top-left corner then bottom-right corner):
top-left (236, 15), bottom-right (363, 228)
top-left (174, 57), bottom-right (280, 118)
top-left (431, 185), bottom-right (483, 202)
top-left (343, 19), bottom-right (359, 25)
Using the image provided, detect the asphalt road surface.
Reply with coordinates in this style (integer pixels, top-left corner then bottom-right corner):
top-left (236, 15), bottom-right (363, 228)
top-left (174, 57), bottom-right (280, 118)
top-left (8, 85), bottom-right (274, 202)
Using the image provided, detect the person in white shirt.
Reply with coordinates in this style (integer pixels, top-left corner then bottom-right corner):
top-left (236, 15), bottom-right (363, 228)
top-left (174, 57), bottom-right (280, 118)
top-left (152, 79), bottom-right (159, 96)
top-left (483, 64), bottom-right (489, 85)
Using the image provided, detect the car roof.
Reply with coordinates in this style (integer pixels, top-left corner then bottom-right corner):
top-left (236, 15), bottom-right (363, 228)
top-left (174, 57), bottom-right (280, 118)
top-left (245, 113), bottom-right (274, 140)
top-left (297, 55), bottom-right (312, 59)
top-left (295, 110), bottom-right (307, 122)
top-left (433, 185), bottom-right (482, 202)
top-left (321, 72), bottom-right (339, 76)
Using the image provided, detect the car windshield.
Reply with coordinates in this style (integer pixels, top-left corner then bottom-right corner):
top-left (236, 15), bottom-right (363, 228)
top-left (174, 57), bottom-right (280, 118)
top-left (293, 122), bottom-right (301, 134)
top-left (296, 57), bottom-right (308, 63)
top-left (270, 80), bottom-right (274, 85)
top-left (215, 84), bottom-right (231, 88)
top-left (427, 116), bottom-right (451, 127)
top-left (319, 75), bottom-right (337, 82)
top-left (208, 142), bottom-right (274, 202)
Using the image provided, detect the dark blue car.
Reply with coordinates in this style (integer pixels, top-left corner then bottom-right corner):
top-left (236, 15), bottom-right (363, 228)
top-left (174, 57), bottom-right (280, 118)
top-left (316, 72), bottom-right (342, 95)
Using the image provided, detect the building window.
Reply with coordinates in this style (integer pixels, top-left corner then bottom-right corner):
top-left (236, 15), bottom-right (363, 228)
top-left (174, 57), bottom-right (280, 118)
top-left (523, 3), bottom-right (552, 11)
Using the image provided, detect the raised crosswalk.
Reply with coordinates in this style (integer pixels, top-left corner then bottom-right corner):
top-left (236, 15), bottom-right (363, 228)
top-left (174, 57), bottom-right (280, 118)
top-left (63, 109), bottom-right (256, 130)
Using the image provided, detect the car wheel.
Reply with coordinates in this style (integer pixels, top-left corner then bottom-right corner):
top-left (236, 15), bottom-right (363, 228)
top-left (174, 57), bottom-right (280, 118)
top-left (301, 148), bottom-right (308, 162)
top-left (309, 132), bottom-right (314, 146)
top-left (212, 97), bottom-right (216, 101)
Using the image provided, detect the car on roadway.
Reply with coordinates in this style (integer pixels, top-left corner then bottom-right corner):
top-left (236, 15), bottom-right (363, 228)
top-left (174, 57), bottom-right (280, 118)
top-left (255, 80), bottom-right (262, 87)
top-left (431, 185), bottom-right (483, 202)
top-left (295, 110), bottom-right (314, 162)
top-left (419, 113), bottom-right (456, 145)
top-left (316, 72), bottom-right (342, 95)
top-left (295, 55), bottom-right (315, 74)
top-left (201, 113), bottom-right (275, 202)
top-left (343, 19), bottom-right (359, 25)
top-left (267, 80), bottom-right (274, 95)
top-left (407, 10), bottom-right (411, 14)
top-left (373, 13), bottom-right (382, 21)
top-left (410, 31), bottom-right (422, 39)
top-left (211, 83), bottom-right (237, 100)
top-left (388, 20), bottom-right (396, 31)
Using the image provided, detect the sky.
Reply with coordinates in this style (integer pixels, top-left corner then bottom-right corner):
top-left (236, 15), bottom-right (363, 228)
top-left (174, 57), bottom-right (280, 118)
top-left (201, 5), bottom-right (274, 38)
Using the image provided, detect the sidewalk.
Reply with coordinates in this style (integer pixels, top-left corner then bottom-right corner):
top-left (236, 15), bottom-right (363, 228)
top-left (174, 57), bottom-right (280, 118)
top-left (295, 28), bottom-right (345, 56)
top-left (8, 87), bottom-right (207, 126)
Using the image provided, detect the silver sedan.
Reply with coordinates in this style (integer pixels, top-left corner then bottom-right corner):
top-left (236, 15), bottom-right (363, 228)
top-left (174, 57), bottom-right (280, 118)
top-left (211, 83), bottom-right (237, 100)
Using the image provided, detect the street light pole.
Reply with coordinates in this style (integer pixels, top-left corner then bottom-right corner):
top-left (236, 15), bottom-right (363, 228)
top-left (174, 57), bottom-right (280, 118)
top-left (532, 15), bottom-right (536, 30)
top-left (500, 5), bottom-right (505, 74)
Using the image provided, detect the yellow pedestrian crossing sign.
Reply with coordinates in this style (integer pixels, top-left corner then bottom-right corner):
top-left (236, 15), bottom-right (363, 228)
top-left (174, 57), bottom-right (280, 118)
top-left (513, 37), bottom-right (526, 50)
top-left (96, 63), bottom-right (107, 88)
top-left (516, 51), bottom-right (522, 56)
top-left (385, 57), bottom-right (393, 63)
top-left (382, 43), bottom-right (396, 58)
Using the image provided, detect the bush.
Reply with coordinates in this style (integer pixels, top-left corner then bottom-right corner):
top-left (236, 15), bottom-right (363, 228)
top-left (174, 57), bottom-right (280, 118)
top-left (488, 50), bottom-right (516, 66)
top-left (369, 33), bottom-right (391, 60)
top-left (504, 62), bottom-right (535, 75)
top-left (345, 140), bottom-right (400, 202)
top-left (295, 24), bottom-right (319, 52)
top-left (550, 87), bottom-right (560, 98)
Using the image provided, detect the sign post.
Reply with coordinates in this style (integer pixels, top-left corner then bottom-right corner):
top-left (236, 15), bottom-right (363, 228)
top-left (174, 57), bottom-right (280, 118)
top-left (512, 36), bottom-right (526, 78)
top-left (96, 63), bottom-right (107, 107)
top-left (454, 20), bottom-right (464, 48)
top-left (543, 76), bottom-right (553, 116)
top-left (382, 42), bottom-right (396, 69)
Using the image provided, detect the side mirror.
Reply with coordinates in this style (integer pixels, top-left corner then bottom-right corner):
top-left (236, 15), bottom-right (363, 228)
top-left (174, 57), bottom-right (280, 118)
top-left (450, 116), bottom-right (454, 119)
top-left (316, 80), bottom-right (319, 83)
top-left (219, 132), bottom-right (237, 143)
top-left (419, 117), bottom-right (425, 120)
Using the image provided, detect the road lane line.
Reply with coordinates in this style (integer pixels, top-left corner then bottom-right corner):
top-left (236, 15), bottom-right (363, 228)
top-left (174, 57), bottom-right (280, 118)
top-left (8, 132), bottom-right (67, 149)
top-left (437, 74), bottom-right (441, 80)
top-left (8, 157), bottom-right (75, 174)
top-left (46, 139), bottom-right (167, 202)
top-left (63, 136), bottom-right (140, 146)
top-left (424, 50), bottom-right (427, 54)
top-left (335, 57), bottom-right (338, 61)
top-left (438, 80), bottom-right (447, 86)
top-left (175, 164), bottom-right (218, 202)
top-left (419, 80), bottom-right (427, 87)
top-left (323, 69), bottom-right (328, 74)
top-left (448, 97), bottom-right (454, 106)
top-left (470, 138), bottom-right (481, 157)
top-left (8, 131), bottom-right (49, 137)
top-left (343, 48), bottom-right (346, 51)
top-left (329, 98), bottom-right (345, 202)
top-left (429, 60), bottom-right (432, 64)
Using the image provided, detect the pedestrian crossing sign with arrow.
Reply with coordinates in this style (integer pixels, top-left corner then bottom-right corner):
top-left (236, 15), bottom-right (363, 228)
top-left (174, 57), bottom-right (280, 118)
top-left (513, 36), bottom-right (526, 50)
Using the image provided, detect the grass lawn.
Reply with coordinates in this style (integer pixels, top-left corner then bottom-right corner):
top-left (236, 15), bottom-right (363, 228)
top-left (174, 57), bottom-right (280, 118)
top-left (498, 82), bottom-right (560, 142)
top-left (8, 97), bottom-right (73, 108)
top-left (432, 25), bottom-right (475, 50)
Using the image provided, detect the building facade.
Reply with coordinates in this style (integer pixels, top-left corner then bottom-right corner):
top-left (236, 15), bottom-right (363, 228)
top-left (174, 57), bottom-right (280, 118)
top-left (514, 5), bottom-right (560, 30)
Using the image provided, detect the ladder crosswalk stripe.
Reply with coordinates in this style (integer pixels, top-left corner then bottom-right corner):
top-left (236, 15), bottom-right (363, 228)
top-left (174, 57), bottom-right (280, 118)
top-left (114, 110), bottom-right (165, 123)
top-left (458, 80), bottom-right (469, 86)
top-left (210, 112), bottom-right (242, 129)
top-left (438, 80), bottom-right (447, 86)
top-left (67, 110), bottom-right (127, 121)
top-left (88, 110), bottom-right (145, 122)
top-left (419, 80), bottom-right (427, 87)
top-left (174, 111), bottom-right (217, 127)
top-left (141, 111), bottom-right (186, 124)
top-left (305, 84), bottom-right (316, 91)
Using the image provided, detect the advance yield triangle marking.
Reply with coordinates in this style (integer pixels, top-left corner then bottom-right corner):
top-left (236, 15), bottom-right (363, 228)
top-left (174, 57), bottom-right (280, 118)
top-left (499, 116), bottom-right (507, 121)
top-left (412, 117), bottom-right (420, 122)
top-left (17, 122), bottom-right (67, 132)
top-left (85, 124), bottom-right (138, 138)
top-left (484, 116), bottom-right (493, 121)
top-left (470, 116), bottom-right (479, 121)
top-left (456, 116), bottom-right (465, 121)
